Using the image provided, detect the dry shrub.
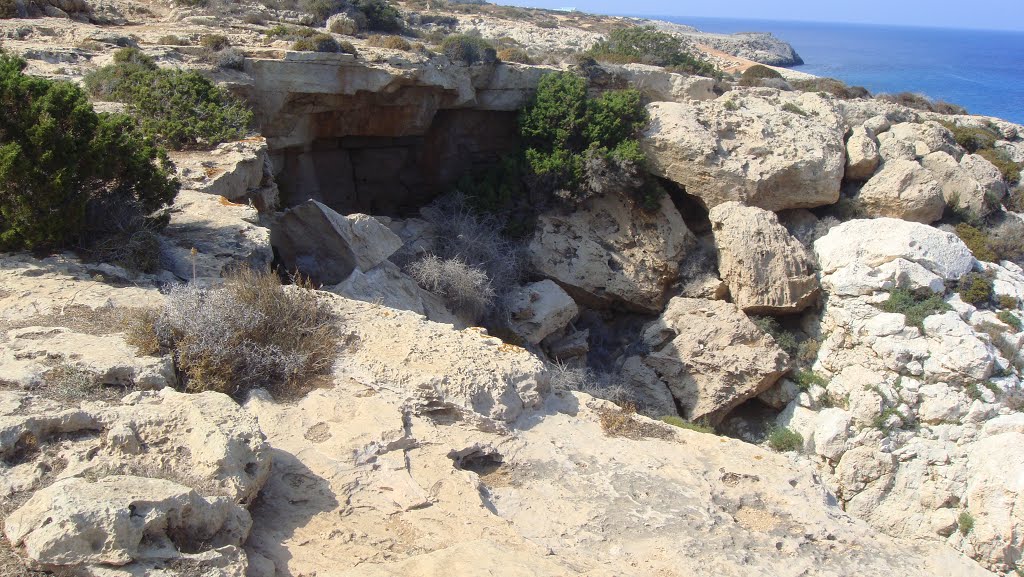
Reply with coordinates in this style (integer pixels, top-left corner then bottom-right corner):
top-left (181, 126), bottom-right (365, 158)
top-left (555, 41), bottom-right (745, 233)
top-left (126, 268), bottom-right (341, 396)
top-left (408, 254), bottom-right (495, 319)
top-left (596, 403), bottom-right (674, 440)
top-left (367, 34), bottom-right (411, 50)
top-left (497, 47), bottom-right (531, 64)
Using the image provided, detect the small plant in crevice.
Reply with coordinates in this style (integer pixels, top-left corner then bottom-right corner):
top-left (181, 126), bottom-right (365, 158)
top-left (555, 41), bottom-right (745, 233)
top-left (408, 254), bottom-right (495, 320)
top-left (596, 403), bottom-right (674, 440)
top-left (877, 288), bottom-right (952, 330)
top-left (958, 511), bottom-right (975, 535)
top-left (957, 272), bottom-right (994, 307)
top-left (124, 267), bottom-right (341, 398)
top-left (999, 310), bottom-right (1023, 331)
top-left (751, 315), bottom-right (798, 356)
top-left (791, 369), bottom-right (828, 391)
top-left (767, 427), bottom-right (803, 452)
top-left (781, 102), bottom-right (809, 117)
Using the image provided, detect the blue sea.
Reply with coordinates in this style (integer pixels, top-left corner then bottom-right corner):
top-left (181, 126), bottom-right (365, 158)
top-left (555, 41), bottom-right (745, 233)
top-left (653, 16), bottom-right (1024, 125)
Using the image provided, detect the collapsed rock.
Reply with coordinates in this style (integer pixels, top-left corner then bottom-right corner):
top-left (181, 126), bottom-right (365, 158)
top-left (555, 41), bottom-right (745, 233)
top-left (506, 280), bottom-right (579, 345)
top-left (858, 159), bottom-right (946, 223)
top-left (709, 202), bottom-right (819, 314)
top-left (845, 125), bottom-right (881, 181)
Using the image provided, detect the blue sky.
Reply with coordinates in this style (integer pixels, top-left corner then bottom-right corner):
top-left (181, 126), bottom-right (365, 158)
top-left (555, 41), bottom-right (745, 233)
top-left (501, 0), bottom-right (1024, 32)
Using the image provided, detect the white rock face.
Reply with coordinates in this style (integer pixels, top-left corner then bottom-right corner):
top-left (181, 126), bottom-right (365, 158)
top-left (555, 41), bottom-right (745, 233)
top-left (858, 159), bottom-right (946, 223)
top-left (5, 476), bottom-right (251, 568)
top-left (709, 202), bottom-right (819, 314)
top-left (641, 92), bottom-right (845, 211)
top-left (845, 125), bottom-right (881, 181)
top-left (528, 193), bottom-right (693, 312)
top-left (965, 433), bottom-right (1024, 572)
top-left (814, 218), bottom-right (975, 280)
top-left (172, 138), bottom-right (278, 210)
top-left (328, 260), bottom-right (462, 327)
top-left (642, 297), bottom-right (789, 424)
top-left (887, 121), bottom-right (963, 160)
top-left (921, 151), bottom-right (1006, 218)
top-left (272, 201), bottom-right (403, 285)
top-left (506, 280), bottom-right (579, 345)
top-left (619, 63), bottom-right (721, 103)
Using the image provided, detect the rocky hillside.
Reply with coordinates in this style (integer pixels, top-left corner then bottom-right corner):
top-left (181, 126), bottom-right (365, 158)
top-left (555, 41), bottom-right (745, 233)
top-left (1, 1), bottom-right (1024, 576)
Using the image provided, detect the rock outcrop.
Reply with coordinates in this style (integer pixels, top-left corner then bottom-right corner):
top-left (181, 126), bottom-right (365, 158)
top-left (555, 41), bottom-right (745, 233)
top-left (642, 91), bottom-right (845, 211)
top-left (709, 202), bottom-right (820, 314)
top-left (528, 193), bottom-right (693, 312)
top-left (858, 158), bottom-right (946, 223)
top-left (642, 297), bottom-right (790, 424)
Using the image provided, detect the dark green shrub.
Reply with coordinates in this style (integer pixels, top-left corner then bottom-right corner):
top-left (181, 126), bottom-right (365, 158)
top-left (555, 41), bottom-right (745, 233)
top-left (879, 289), bottom-right (952, 329)
top-left (791, 77), bottom-right (869, 99)
top-left (978, 148), bottom-right (1021, 184)
top-left (959, 272), bottom-right (994, 306)
top-left (999, 310), bottom-right (1023, 331)
top-left (497, 47), bottom-right (531, 64)
top-left (767, 427), bottom-right (803, 452)
top-left (158, 35), bottom-right (190, 46)
top-left (520, 72), bottom-right (649, 201)
top-left (0, 52), bottom-right (178, 252)
top-left (781, 102), bottom-right (809, 117)
top-left (174, 0), bottom-right (207, 6)
top-left (587, 26), bottom-right (721, 79)
top-left (265, 24), bottom-right (317, 40)
top-left (440, 33), bottom-right (496, 64)
top-left (292, 33), bottom-right (347, 53)
top-left (300, 0), bottom-right (344, 24)
top-left (200, 34), bottom-right (230, 51)
top-left (751, 315), bottom-right (798, 355)
top-left (939, 121), bottom-right (999, 154)
top-left (958, 511), bottom-right (974, 535)
top-left (1, 0), bottom-right (17, 18)
top-left (738, 64), bottom-right (781, 86)
top-left (792, 369), bottom-right (828, 391)
top-left (351, 0), bottom-right (402, 32)
top-left (84, 48), bottom-right (252, 150)
top-left (955, 223), bottom-right (997, 262)
top-left (877, 92), bottom-right (967, 115)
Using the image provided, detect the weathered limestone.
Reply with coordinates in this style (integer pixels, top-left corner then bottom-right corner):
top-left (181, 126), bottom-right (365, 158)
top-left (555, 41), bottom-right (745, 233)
top-left (858, 159), bottom-right (946, 223)
top-left (506, 280), bottom-right (579, 345)
top-left (641, 92), bottom-right (845, 211)
top-left (528, 193), bottom-right (693, 312)
top-left (709, 202), bottom-right (819, 314)
top-left (845, 125), bottom-right (881, 181)
top-left (642, 297), bottom-right (790, 424)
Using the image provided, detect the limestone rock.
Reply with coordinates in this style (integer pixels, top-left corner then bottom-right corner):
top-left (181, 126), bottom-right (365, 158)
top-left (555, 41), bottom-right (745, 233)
top-left (506, 280), bottom-right (579, 345)
top-left (4, 476), bottom-right (251, 569)
top-left (887, 121), bottom-right (962, 160)
top-left (814, 218), bottom-right (975, 280)
top-left (161, 189), bottom-right (273, 281)
top-left (619, 63), bottom-right (721, 103)
top-left (858, 159), bottom-right (946, 223)
top-left (327, 260), bottom-right (462, 327)
top-left (528, 193), bottom-right (693, 312)
top-left (641, 92), bottom-right (845, 211)
top-left (921, 151), bottom-right (1006, 217)
top-left (271, 201), bottom-right (402, 285)
top-left (172, 138), bottom-right (278, 210)
top-left (965, 432), bottom-right (1024, 572)
top-left (845, 125), bottom-right (881, 181)
top-left (709, 202), bottom-right (819, 314)
top-left (642, 297), bottom-right (790, 424)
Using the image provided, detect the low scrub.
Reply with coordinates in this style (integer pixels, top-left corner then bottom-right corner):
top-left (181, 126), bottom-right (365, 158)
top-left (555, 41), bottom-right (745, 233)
top-left (0, 51), bottom-right (179, 252)
top-left (958, 272), bottom-right (994, 306)
top-left (792, 369), bottom-right (828, 391)
top-left (367, 34), bottom-right (411, 50)
top-left (659, 415), bottom-right (714, 434)
top-left (440, 33), bottom-right (496, 64)
top-left (158, 35), bottom-right (190, 46)
top-left (292, 34), bottom-right (354, 54)
top-left (586, 25), bottom-right (721, 79)
top-left (199, 34), bottom-right (230, 51)
top-left (83, 48), bottom-right (252, 150)
top-left (939, 121), bottom-right (999, 154)
top-left (597, 404), bottom-right (674, 440)
top-left (738, 64), bottom-right (781, 86)
top-left (878, 288), bottom-right (952, 329)
top-left (408, 254), bottom-right (495, 320)
top-left (0, 0), bottom-right (17, 17)
top-left (977, 148), bottom-right (1021, 184)
top-left (958, 511), bottom-right (975, 535)
top-left (351, 0), bottom-right (402, 32)
top-left (125, 268), bottom-right (341, 396)
top-left (497, 47), bottom-right (531, 64)
top-left (998, 310), bottom-right (1023, 331)
top-left (876, 91), bottom-right (967, 115)
top-left (767, 427), bottom-right (803, 452)
top-left (791, 77), bottom-right (870, 99)
top-left (751, 316), bottom-right (798, 355)
top-left (955, 223), bottom-right (997, 262)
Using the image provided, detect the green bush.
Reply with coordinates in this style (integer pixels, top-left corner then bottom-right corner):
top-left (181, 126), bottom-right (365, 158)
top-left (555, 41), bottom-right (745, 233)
top-left (519, 71), bottom-right (649, 201)
top-left (351, 0), bottom-right (402, 32)
top-left (200, 34), bottom-right (230, 51)
top-left (791, 77), bottom-right (870, 99)
top-left (781, 102), bottom-right (808, 117)
top-left (958, 511), bottom-right (975, 535)
top-left (767, 427), bottom-right (803, 452)
top-left (878, 92), bottom-right (968, 115)
top-left (587, 25), bottom-right (721, 79)
top-left (440, 34), bottom-right (497, 64)
top-left (738, 64), bottom-right (781, 86)
top-left (792, 369), bottom-right (828, 391)
top-left (300, 0), bottom-right (343, 24)
top-left (158, 35), bottom-right (190, 46)
top-left (939, 121), bottom-right (999, 154)
top-left (1, 0), bottom-right (17, 18)
top-left (978, 147), bottom-right (1021, 184)
top-left (879, 288), bottom-right (952, 329)
top-left (955, 223), bottom-right (997, 262)
top-left (83, 48), bottom-right (252, 150)
top-left (0, 52), bottom-right (178, 252)
top-left (752, 316), bottom-right (798, 355)
top-left (959, 272), bottom-right (994, 306)
top-left (292, 33), bottom-right (350, 53)
top-left (999, 310), bottom-right (1023, 331)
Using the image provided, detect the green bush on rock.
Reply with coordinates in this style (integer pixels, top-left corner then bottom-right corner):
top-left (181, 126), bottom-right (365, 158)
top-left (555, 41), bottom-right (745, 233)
top-left (440, 34), bottom-right (497, 64)
top-left (0, 51), bottom-right (178, 252)
top-left (878, 289), bottom-right (952, 329)
top-left (586, 25), bottom-right (721, 78)
top-left (84, 48), bottom-right (253, 150)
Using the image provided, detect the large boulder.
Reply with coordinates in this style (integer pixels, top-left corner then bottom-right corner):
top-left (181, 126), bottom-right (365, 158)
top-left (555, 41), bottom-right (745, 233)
top-left (4, 476), bottom-right (251, 570)
top-left (506, 280), bottom-right (579, 345)
top-left (172, 138), bottom-right (278, 211)
top-left (271, 201), bottom-right (402, 285)
top-left (709, 202), bottom-right (819, 314)
top-left (845, 125), bottom-right (881, 181)
top-left (528, 193), bottom-right (693, 312)
top-left (886, 121), bottom-right (962, 160)
top-left (814, 218), bottom-right (975, 281)
top-left (921, 152), bottom-right (1006, 217)
top-left (640, 92), bottom-right (845, 211)
top-left (858, 159), bottom-right (946, 223)
top-left (641, 297), bottom-right (790, 424)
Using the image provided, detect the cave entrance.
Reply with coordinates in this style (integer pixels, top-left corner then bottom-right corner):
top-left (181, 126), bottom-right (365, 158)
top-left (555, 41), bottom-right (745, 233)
top-left (272, 109), bottom-right (520, 217)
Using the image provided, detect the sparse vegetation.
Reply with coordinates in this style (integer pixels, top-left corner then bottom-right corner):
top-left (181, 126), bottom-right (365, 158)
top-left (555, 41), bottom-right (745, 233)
top-left (199, 34), bottom-right (230, 51)
top-left (877, 91), bottom-right (967, 115)
top-left (292, 34), bottom-right (352, 54)
top-left (999, 311), bottom-right (1022, 331)
top-left (767, 427), bottom-right (803, 452)
top-left (791, 77), bottom-right (870, 99)
top-left (958, 272), bottom-right (994, 306)
top-left (586, 25), bottom-right (721, 78)
top-left (83, 48), bottom-right (252, 150)
top-left (157, 35), bottom-right (190, 46)
top-left (955, 223), bottom-right (997, 262)
top-left (659, 415), bottom-right (715, 434)
top-left (978, 147), bottom-right (1021, 185)
top-left (408, 254), bottom-right (495, 319)
top-left (597, 403), bottom-right (674, 440)
top-left (781, 102), bottom-right (808, 117)
top-left (792, 369), bottom-right (828, 391)
top-left (440, 33), bottom-right (497, 64)
top-left (367, 34), bottom-right (412, 50)
top-left (872, 407), bottom-right (902, 430)
top-left (958, 511), bottom-right (975, 535)
top-left (751, 316), bottom-right (798, 355)
top-left (738, 64), bottom-right (781, 86)
top-left (125, 267), bottom-right (341, 397)
top-left (878, 289), bottom-right (952, 329)
top-left (0, 51), bottom-right (178, 252)
top-left (939, 121), bottom-right (999, 154)
top-left (497, 47), bottom-right (532, 64)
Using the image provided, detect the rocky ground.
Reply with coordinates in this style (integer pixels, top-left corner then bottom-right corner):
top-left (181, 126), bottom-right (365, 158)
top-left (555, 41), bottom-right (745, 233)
top-left (2, 0), bottom-right (1024, 576)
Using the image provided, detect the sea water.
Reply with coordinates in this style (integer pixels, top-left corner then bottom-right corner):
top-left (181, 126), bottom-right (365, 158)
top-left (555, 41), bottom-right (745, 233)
top-left (654, 16), bottom-right (1024, 124)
